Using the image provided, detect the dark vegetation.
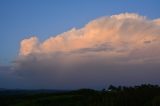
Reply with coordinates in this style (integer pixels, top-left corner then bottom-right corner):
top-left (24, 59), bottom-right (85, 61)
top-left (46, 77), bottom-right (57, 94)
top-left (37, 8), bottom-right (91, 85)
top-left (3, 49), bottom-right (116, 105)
top-left (0, 84), bottom-right (160, 106)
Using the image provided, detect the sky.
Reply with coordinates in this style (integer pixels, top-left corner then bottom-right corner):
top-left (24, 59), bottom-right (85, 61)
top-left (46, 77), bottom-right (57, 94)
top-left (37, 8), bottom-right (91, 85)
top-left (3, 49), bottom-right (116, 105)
top-left (0, 0), bottom-right (160, 89)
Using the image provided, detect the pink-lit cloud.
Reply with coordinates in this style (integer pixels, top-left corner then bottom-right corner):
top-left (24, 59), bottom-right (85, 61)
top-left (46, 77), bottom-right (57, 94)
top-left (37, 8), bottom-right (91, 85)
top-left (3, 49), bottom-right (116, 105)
top-left (11, 13), bottom-right (160, 89)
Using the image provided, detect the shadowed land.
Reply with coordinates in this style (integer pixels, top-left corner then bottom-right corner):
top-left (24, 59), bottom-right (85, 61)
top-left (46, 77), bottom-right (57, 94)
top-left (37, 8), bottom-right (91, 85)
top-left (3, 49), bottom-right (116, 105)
top-left (0, 84), bottom-right (160, 106)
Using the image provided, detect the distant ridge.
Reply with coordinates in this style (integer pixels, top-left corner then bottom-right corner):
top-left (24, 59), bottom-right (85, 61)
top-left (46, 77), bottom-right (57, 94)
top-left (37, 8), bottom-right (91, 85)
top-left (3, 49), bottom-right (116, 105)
top-left (0, 88), bottom-right (6, 91)
top-left (0, 89), bottom-right (70, 95)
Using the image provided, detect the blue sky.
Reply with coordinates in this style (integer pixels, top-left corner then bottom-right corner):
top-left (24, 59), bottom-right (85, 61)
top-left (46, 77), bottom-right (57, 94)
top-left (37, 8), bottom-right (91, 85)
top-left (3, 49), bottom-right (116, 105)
top-left (0, 0), bottom-right (160, 64)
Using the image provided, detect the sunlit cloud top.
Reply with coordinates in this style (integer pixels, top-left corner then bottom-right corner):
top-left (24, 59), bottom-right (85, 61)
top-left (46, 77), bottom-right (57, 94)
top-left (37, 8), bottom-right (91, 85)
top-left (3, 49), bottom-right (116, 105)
top-left (19, 13), bottom-right (160, 63)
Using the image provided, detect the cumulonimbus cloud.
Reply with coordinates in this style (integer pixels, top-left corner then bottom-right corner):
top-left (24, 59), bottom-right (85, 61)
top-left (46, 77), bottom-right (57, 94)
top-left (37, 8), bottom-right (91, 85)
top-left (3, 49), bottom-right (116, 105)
top-left (12, 13), bottom-right (160, 89)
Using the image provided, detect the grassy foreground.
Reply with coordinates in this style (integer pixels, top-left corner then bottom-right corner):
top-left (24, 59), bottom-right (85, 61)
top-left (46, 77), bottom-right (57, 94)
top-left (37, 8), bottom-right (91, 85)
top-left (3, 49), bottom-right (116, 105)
top-left (0, 84), bottom-right (160, 106)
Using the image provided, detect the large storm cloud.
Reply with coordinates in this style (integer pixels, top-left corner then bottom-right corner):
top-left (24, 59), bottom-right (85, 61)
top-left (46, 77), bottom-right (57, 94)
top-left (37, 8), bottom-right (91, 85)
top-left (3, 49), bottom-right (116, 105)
top-left (11, 13), bottom-right (160, 89)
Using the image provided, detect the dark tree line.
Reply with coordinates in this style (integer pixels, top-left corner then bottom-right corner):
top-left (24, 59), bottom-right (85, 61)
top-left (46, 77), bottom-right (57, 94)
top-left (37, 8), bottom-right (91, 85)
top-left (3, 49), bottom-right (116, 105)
top-left (101, 84), bottom-right (160, 106)
top-left (0, 84), bottom-right (160, 106)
